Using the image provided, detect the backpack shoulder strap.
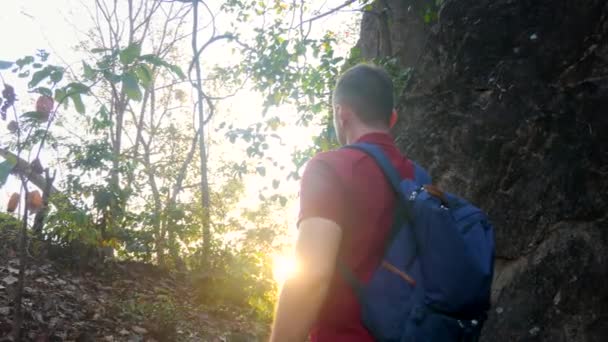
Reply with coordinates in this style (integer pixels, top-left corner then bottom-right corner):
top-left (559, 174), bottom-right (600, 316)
top-left (344, 142), bottom-right (414, 247)
top-left (338, 142), bottom-right (419, 330)
top-left (345, 142), bottom-right (404, 197)
top-left (412, 161), bottom-right (432, 185)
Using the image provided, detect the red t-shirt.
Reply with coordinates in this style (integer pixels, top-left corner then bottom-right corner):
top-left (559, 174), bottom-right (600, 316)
top-left (298, 132), bottom-right (414, 342)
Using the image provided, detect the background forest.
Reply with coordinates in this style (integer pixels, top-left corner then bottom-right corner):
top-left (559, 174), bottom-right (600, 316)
top-left (0, 0), bottom-right (418, 340)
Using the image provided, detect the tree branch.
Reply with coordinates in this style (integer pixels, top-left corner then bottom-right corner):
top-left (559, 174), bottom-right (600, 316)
top-left (168, 128), bottom-right (200, 204)
top-left (298, 0), bottom-right (358, 27)
top-left (187, 34), bottom-right (235, 78)
top-left (0, 148), bottom-right (61, 196)
top-left (192, 0), bottom-right (212, 266)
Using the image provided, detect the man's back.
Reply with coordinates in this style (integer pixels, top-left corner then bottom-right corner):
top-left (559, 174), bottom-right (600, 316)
top-left (298, 132), bottom-right (413, 341)
top-left (270, 63), bottom-right (411, 342)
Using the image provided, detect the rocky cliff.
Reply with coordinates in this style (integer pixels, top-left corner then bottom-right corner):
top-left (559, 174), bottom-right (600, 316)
top-left (356, 0), bottom-right (608, 340)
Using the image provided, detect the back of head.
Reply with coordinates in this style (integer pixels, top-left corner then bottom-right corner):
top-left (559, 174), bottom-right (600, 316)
top-left (333, 64), bottom-right (394, 127)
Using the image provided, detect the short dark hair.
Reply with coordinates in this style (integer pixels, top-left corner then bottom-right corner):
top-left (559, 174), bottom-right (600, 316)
top-left (333, 63), bottom-right (394, 126)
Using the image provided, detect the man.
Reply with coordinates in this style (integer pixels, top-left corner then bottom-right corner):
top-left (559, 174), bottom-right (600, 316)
top-left (270, 64), bottom-right (414, 341)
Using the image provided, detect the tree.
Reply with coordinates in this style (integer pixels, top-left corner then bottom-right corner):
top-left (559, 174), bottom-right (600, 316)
top-left (62, 0), bottom-right (197, 266)
top-left (190, 0), bottom-right (213, 266)
top-left (0, 51), bottom-right (90, 340)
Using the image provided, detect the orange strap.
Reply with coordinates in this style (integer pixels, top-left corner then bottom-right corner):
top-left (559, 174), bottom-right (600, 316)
top-left (381, 261), bottom-right (416, 286)
top-left (424, 184), bottom-right (448, 206)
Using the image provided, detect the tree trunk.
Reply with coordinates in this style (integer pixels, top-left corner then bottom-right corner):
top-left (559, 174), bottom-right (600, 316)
top-left (12, 184), bottom-right (29, 341)
top-left (32, 169), bottom-right (56, 238)
top-left (192, 0), bottom-right (212, 266)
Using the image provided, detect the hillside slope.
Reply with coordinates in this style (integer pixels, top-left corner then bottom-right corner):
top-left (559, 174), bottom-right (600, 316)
top-left (0, 215), bottom-right (263, 342)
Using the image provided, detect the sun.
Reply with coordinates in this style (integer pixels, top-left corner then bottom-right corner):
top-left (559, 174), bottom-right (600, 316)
top-left (272, 253), bottom-right (299, 285)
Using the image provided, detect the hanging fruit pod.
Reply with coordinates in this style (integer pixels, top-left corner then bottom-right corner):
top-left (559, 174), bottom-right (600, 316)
top-left (36, 95), bottom-right (54, 115)
top-left (7, 193), bottom-right (19, 213)
top-left (7, 120), bottom-right (18, 133)
top-left (27, 190), bottom-right (43, 213)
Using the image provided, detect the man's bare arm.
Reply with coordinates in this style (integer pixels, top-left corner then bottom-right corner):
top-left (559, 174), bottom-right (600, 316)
top-left (269, 217), bottom-right (342, 342)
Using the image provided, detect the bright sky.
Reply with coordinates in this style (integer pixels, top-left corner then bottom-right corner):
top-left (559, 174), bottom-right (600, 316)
top-left (0, 0), bottom-right (360, 250)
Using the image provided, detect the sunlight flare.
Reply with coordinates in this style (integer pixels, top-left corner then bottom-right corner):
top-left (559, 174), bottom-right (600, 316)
top-left (272, 253), bottom-right (299, 285)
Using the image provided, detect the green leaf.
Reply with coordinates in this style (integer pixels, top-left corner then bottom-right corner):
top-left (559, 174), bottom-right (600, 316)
top-left (71, 93), bottom-right (85, 114)
top-left (33, 87), bottom-right (53, 97)
top-left (139, 54), bottom-right (164, 66)
top-left (272, 92), bottom-right (282, 105)
top-left (122, 72), bottom-right (142, 101)
top-left (21, 111), bottom-right (47, 122)
top-left (91, 48), bottom-right (110, 53)
top-left (423, 12), bottom-right (431, 23)
top-left (139, 55), bottom-right (184, 79)
top-left (94, 189), bottom-right (113, 208)
top-left (102, 70), bottom-right (122, 84)
top-left (50, 69), bottom-right (64, 83)
top-left (99, 105), bottom-right (109, 120)
top-left (96, 56), bottom-right (111, 70)
top-left (256, 166), bottom-right (266, 176)
top-left (83, 62), bottom-right (95, 80)
top-left (0, 61), bottom-right (13, 70)
top-left (15, 56), bottom-right (34, 68)
top-left (169, 65), bottom-right (185, 80)
top-left (4, 154), bottom-right (17, 166)
top-left (134, 64), bottom-right (152, 88)
top-left (120, 43), bottom-right (141, 65)
top-left (0, 159), bottom-right (16, 187)
top-left (66, 82), bottom-right (89, 94)
top-left (54, 88), bottom-right (67, 103)
top-left (278, 195), bottom-right (287, 207)
top-left (28, 66), bottom-right (52, 88)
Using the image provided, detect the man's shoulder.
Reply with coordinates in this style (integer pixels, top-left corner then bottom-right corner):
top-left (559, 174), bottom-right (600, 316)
top-left (310, 148), bottom-right (367, 169)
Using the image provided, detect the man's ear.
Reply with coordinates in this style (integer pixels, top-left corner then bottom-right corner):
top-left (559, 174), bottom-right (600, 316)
top-left (389, 109), bottom-right (398, 129)
top-left (336, 104), bottom-right (352, 124)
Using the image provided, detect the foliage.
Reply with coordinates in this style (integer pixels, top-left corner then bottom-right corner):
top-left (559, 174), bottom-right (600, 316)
top-left (423, 0), bottom-right (445, 24)
top-left (0, 157), bottom-right (16, 187)
top-left (0, 0), bottom-right (424, 326)
top-left (184, 190), bottom-right (284, 321)
top-left (119, 293), bottom-right (180, 339)
top-left (194, 247), bottom-right (277, 322)
top-left (343, 47), bottom-right (413, 101)
top-left (0, 49), bottom-right (94, 339)
top-left (215, 0), bottom-right (418, 180)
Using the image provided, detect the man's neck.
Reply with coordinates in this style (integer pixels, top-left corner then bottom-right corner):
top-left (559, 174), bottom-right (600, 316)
top-left (346, 126), bottom-right (390, 145)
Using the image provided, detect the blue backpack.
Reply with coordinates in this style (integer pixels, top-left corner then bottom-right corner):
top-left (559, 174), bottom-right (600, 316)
top-left (338, 142), bottom-right (495, 342)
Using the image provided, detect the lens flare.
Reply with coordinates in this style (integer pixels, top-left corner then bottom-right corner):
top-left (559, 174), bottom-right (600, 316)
top-left (272, 254), bottom-right (298, 285)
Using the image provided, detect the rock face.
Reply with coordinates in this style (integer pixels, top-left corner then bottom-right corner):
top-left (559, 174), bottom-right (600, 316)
top-left (356, 0), bottom-right (608, 340)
